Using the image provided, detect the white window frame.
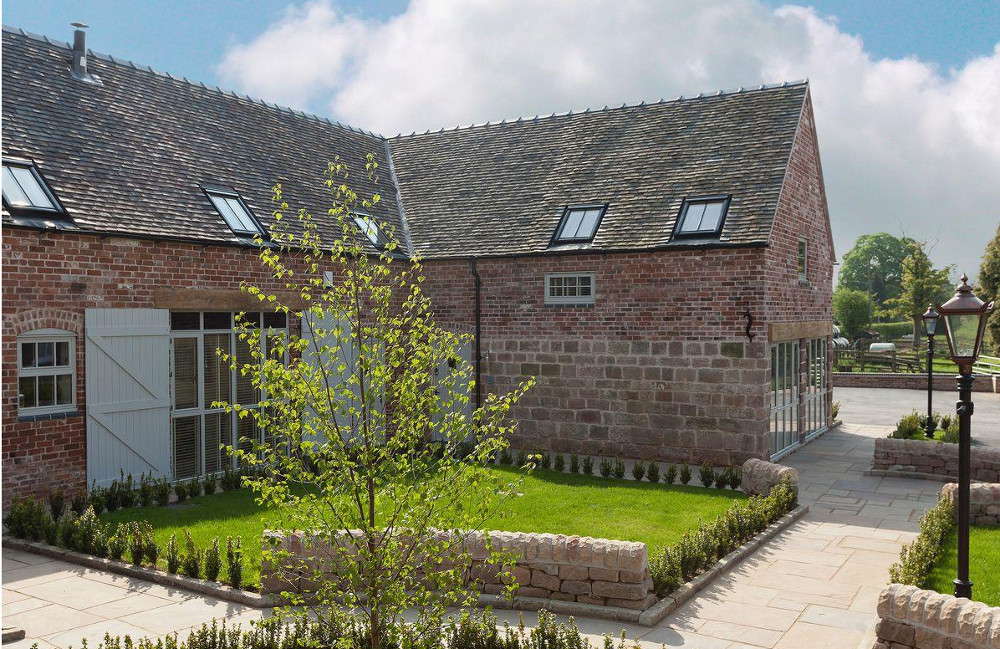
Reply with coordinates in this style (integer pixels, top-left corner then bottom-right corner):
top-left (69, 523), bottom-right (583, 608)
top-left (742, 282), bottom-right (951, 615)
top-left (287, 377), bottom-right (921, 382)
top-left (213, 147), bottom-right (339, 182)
top-left (797, 238), bottom-right (808, 281)
top-left (17, 328), bottom-right (76, 416)
top-left (544, 272), bottom-right (596, 305)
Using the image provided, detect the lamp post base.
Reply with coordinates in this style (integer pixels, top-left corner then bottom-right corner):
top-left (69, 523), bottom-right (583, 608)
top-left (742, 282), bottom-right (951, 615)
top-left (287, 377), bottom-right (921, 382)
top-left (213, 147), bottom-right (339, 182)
top-left (954, 578), bottom-right (973, 599)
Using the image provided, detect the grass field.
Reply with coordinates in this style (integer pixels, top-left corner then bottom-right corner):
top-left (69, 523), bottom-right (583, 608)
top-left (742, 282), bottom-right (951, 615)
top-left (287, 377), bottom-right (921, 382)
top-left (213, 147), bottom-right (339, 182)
top-left (926, 526), bottom-right (1000, 607)
top-left (100, 466), bottom-right (746, 588)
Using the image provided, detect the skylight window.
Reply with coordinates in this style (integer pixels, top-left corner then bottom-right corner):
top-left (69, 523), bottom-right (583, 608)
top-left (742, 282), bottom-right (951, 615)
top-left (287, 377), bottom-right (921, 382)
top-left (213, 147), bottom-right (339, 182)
top-left (674, 196), bottom-right (731, 238)
top-left (204, 188), bottom-right (264, 237)
top-left (552, 205), bottom-right (606, 244)
top-left (353, 214), bottom-right (389, 249)
top-left (2, 160), bottom-right (61, 212)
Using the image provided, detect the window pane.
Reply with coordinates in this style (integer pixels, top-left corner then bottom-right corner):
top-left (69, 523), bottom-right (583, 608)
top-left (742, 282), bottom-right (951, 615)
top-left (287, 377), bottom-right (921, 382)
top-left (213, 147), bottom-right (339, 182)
top-left (173, 416), bottom-right (201, 479)
top-left (209, 194), bottom-right (242, 231)
top-left (237, 312), bottom-right (260, 328)
top-left (37, 342), bottom-right (54, 367)
top-left (204, 412), bottom-right (232, 473)
top-left (2, 166), bottom-right (30, 206)
top-left (56, 374), bottom-right (73, 405)
top-left (173, 337), bottom-right (198, 410)
top-left (575, 209), bottom-right (601, 239)
top-left (226, 197), bottom-right (259, 233)
top-left (559, 211), bottom-right (584, 239)
top-left (10, 166), bottom-right (55, 209)
top-left (204, 333), bottom-right (232, 406)
top-left (37, 375), bottom-right (55, 406)
top-left (21, 342), bottom-right (35, 368)
top-left (171, 312), bottom-right (201, 330)
top-left (700, 202), bottom-right (724, 231)
top-left (203, 312), bottom-right (231, 330)
top-left (679, 203), bottom-right (707, 232)
top-left (56, 341), bottom-right (71, 366)
top-left (19, 377), bottom-right (36, 408)
top-left (262, 312), bottom-right (286, 329)
top-left (235, 336), bottom-right (260, 405)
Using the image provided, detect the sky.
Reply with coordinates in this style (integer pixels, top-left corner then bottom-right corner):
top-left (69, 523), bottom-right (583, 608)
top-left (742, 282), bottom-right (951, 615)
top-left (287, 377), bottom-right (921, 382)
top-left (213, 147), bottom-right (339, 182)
top-left (4, 0), bottom-right (1000, 279)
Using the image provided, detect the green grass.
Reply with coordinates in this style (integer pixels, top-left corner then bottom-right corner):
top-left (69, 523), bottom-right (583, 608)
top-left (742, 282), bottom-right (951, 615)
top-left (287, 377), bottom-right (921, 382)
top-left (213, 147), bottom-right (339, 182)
top-left (926, 526), bottom-right (1000, 606)
top-left (99, 467), bottom-right (746, 588)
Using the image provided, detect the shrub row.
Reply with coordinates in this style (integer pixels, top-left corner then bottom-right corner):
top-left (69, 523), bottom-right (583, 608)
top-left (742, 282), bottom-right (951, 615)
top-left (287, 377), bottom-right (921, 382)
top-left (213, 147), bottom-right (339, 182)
top-left (888, 492), bottom-right (956, 587)
top-left (889, 411), bottom-right (959, 443)
top-left (497, 451), bottom-right (743, 490)
top-left (649, 479), bottom-right (797, 595)
top-left (3, 498), bottom-right (245, 589)
top-left (870, 321), bottom-right (916, 341)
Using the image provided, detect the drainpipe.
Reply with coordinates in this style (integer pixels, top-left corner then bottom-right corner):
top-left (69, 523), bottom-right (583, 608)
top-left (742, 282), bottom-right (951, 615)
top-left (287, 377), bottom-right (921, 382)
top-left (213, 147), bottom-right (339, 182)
top-left (468, 258), bottom-right (482, 410)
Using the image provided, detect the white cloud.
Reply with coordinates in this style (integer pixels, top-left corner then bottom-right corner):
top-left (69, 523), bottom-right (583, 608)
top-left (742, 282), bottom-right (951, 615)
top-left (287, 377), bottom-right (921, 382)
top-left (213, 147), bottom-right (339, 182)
top-left (216, 0), bottom-right (1000, 275)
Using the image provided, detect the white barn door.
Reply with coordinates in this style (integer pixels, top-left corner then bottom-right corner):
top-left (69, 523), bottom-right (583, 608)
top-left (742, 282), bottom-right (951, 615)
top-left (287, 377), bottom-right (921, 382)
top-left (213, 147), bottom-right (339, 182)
top-left (86, 308), bottom-right (171, 486)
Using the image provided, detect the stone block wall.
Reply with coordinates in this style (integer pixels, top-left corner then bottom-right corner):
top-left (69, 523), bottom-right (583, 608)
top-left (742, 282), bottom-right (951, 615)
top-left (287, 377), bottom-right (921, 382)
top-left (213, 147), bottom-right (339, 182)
top-left (941, 483), bottom-right (1000, 526)
top-left (741, 458), bottom-right (798, 497)
top-left (261, 530), bottom-right (657, 611)
top-left (874, 584), bottom-right (1000, 649)
top-left (833, 372), bottom-right (997, 393)
top-left (873, 439), bottom-right (1000, 482)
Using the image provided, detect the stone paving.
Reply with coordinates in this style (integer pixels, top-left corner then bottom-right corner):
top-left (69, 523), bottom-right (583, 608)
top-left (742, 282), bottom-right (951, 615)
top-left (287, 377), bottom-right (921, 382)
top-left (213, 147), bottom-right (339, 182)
top-left (2, 423), bottom-right (943, 649)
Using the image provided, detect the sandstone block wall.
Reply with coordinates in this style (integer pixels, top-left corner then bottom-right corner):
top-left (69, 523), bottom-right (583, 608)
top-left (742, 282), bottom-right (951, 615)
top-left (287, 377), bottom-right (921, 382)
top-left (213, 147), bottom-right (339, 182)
top-left (261, 529), bottom-right (657, 611)
top-left (874, 584), bottom-right (1000, 649)
top-left (741, 458), bottom-right (798, 497)
top-left (941, 483), bottom-right (1000, 526)
top-left (874, 439), bottom-right (1000, 482)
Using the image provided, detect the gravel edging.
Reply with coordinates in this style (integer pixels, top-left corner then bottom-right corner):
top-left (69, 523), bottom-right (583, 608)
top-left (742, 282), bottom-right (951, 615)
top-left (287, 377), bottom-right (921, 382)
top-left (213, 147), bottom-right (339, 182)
top-left (1, 536), bottom-right (275, 608)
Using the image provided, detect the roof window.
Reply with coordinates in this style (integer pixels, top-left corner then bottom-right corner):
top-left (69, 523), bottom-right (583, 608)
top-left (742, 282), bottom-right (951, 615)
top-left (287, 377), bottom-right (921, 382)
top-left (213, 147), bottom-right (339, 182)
top-left (2, 160), bottom-right (62, 213)
top-left (674, 196), bottom-right (730, 238)
top-left (353, 214), bottom-right (389, 249)
top-left (552, 204), bottom-right (606, 244)
top-left (204, 187), bottom-right (264, 237)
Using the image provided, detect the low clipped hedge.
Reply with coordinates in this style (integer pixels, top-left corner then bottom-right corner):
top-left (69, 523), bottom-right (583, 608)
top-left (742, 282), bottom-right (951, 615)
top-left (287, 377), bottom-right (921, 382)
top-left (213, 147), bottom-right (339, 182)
top-left (649, 479), bottom-right (797, 594)
top-left (870, 321), bottom-right (915, 341)
top-left (888, 492), bottom-right (956, 586)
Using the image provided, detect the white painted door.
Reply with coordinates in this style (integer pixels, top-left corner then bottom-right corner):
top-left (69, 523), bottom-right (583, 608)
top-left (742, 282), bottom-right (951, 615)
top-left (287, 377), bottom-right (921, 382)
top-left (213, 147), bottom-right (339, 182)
top-left (431, 338), bottom-right (474, 440)
top-left (86, 308), bottom-right (171, 487)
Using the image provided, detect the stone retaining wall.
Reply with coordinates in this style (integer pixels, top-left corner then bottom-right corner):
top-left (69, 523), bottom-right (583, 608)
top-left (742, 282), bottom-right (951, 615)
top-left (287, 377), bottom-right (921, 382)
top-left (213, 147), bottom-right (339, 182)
top-left (833, 372), bottom-right (997, 393)
top-left (874, 584), bottom-right (1000, 648)
top-left (873, 438), bottom-right (1000, 482)
top-left (260, 530), bottom-right (656, 611)
top-left (941, 483), bottom-right (1000, 526)
top-left (741, 458), bottom-right (798, 497)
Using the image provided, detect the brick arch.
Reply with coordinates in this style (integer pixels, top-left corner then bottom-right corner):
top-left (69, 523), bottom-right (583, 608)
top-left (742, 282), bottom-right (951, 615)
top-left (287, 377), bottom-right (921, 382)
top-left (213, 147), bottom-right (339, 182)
top-left (4, 308), bottom-right (84, 338)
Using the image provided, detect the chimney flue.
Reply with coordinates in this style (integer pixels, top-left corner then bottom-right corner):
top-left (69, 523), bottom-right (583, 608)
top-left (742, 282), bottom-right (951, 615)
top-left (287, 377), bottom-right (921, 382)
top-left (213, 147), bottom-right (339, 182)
top-left (70, 22), bottom-right (94, 81)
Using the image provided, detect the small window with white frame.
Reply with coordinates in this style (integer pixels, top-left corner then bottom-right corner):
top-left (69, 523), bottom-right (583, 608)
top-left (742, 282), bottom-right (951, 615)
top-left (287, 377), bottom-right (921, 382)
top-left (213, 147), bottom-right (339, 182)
top-left (797, 238), bottom-right (808, 281)
top-left (2, 159), bottom-right (63, 213)
top-left (353, 213), bottom-right (389, 249)
top-left (545, 273), bottom-right (596, 305)
top-left (18, 329), bottom-right (75, 416)
top-left (203, 186), bottom-right (264, 238)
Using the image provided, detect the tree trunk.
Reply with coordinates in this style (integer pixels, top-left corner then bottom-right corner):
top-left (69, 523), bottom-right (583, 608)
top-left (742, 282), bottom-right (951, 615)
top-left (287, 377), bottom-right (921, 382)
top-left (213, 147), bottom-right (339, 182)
top-left (912, 317), bottom-right (920, 349)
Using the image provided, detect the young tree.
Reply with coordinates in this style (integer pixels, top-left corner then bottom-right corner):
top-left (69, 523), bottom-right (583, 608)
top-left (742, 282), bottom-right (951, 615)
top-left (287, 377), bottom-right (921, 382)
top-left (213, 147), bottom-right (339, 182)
top-left (219, 156), bottom-right (534, 649)
top-left (978, 223), bottom-right (1000, 356)
top-left (837, 233), bottom-right (914, 313)
top-left (883, 241), bottom-right (952, 346)
top-left (833, 287), bottom-right (871, 339)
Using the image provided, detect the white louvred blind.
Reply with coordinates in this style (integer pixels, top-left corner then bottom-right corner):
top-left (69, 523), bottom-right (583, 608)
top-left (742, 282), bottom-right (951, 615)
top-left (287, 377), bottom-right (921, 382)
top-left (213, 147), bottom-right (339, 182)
top-left (204, 412), bottom-right (231, 473)
top-left (172, 416), bottom-right (201, 479)
top-left (173, 337), bottom-right (198, 410)
top-left (203, 333), bottom-right (231, 406)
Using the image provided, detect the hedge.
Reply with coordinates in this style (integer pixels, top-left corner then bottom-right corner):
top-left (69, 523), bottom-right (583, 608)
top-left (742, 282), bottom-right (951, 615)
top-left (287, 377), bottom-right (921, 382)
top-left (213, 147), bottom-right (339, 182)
top-left (870, 321), bottom-right (916, 341)
top-left (888, 492), bottom-right (956, 586)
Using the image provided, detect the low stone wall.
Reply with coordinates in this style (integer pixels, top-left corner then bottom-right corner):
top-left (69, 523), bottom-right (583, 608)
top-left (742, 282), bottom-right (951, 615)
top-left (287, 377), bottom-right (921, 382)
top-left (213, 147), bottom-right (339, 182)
top-left (941, 483), bottom-right (1000, 526)
top-left (833, 372), bottom-right (997, 393)
top-left (261, 530), bottom-right (656, 611)
top-left (874, 584), bottom-right (1000, 648)
top-left (741, 458), bottom-right (798, 497)
top-left (873, 438), bottom-right (1000, 482)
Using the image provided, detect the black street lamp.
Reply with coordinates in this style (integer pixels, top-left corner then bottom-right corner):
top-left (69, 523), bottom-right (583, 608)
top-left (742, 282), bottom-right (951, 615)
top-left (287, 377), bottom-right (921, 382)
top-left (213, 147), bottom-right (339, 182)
top-left (922, 304), bottom-right (939, 438)
top-left (937, 274), bottom-right (995, 600)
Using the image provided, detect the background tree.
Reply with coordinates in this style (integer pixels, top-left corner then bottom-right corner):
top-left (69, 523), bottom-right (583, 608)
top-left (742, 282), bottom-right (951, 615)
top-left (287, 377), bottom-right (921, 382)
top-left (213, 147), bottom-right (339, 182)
top-left (883, 240), bottom-right (953, 346)
top-left (837, 233), bottom-right (914, 317)
top-left (833, 287), bottom-right (872, 339)
top-left (978, 223), bottom-right (1000, 356)
top-left (221, 156), bottom-right (534, 649)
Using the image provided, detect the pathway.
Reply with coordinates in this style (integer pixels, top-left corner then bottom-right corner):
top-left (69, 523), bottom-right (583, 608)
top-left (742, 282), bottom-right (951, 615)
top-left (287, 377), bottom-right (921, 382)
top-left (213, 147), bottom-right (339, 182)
top-left (2, 423), bottom-right (942, 649)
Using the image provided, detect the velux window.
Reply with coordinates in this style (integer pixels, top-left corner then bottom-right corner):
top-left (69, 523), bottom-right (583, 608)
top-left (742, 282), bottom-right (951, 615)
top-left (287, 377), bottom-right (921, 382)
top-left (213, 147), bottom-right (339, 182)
top-left (204, 187), bottom-right (264, 237)
top-left (552, 205), bottom-right (606, 244)
top-left (2, 160), bottom-right (61, 212)
top-left (674, 196), bottom-right (730, 237)
top-left (353, 213), bottom-right (389, 249)
top-left (545, 273), bottom-right (596, 305)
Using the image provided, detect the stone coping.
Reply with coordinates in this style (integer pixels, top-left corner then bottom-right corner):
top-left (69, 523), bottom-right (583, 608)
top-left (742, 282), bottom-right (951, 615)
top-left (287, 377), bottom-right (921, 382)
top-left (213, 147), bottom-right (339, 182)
top-left (941, 483), bottom-right (1000, 526)
top-left (875, 583), bottom-right (1000, 648)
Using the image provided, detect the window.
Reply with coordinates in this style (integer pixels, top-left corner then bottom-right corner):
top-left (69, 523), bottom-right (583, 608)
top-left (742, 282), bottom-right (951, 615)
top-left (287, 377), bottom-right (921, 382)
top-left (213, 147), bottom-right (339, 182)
top-left (552, 205), bottom-right (606, 244)
top-left (18, 329), bottom-right (75, 416)
top-left (674, 196), bottom-right (730, 237)
top-left (353, 213), bottom-right (389, 249)
top-left (797, 239), bottom-right (808, 281)
top-left (204, 187), bottom-right (264, 237)
top-left (545, 273), bottom-right (596, 305)
top-left (2, 160), bottom-right (61, 213)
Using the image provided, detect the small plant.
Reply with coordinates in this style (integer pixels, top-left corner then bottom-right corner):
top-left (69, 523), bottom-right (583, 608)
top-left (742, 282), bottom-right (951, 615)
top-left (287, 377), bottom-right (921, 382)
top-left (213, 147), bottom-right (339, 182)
top-left (553, 454), bottom-right (565, 472)
top-left (612, 458), bottom-right (626, 480)
top-left (70, 491), bottom-right (88, 516)
top-left (890, 411), bottom-right (924, 440)
top-left (599, 457), bottom-right (612, 478)
top-left (226, 536), bottom-right (243, 589)
top-left (728, 467), bottom-right (742, 490)
top-left (220, 467), bottom-right (241, 491)
top-left (48, 486), bottom-right (66, 519)
top-left (831, 400), bottom-right (841, 421)
top-left (631, 460), bottom-right (646, 481)
top-left (88, 482), bottom-right (107, 515)
top-left (569, 454), bottom-right (580, 473)
top-left (664, 464), bottom-right (677, 485)
top-left (889, 493), bottom-right (956, 586)
top-left (108, 527), bottom-right (127, 562)
top-left (516, 450), bottom-right (528, 468)
top-left (714, 467), bottom-right (730, 489)
top-left (699, 463), bottom-right (716, 488)
top-left (582, 455), bottom-right (594, 475)
top-left (119, 471), bottom-right (137, 508)
top-left (203, 473), bottom-right (218, 495)
top-left (58, 511), bottom-right (77, 549)
top-left (91, 527), bottom-right (109, 558)
top-left (182, 530), bottom-right (202, 578)
top-left (499, 449), bottom-right (512, 465)
top-left (139, 472), bottom-right (156, 507)
top-left (166, 533), bottom-right (181, 574)
top-left (679, 463), bottom-right (692, 485)
top-left (174, 481), bottom-right (189, 503)
top-left (72, 507), bottom-right (102, 554)
top-left (154, 478), bottom-right (171, 506)
top-left (4, 496), bottom-right (51, 541)
top-left (204, 537), bottom-right (222, 581)
top-left (188, 477), bottom-right (203, 498)
top-left (646, 462), bottom-right (660, 483)
top-left (126, 522), bottom-right (145, 566)
top-left (540, 453), bottom-right (551, 470)
top-left (104, 480), bottom-right (121, 512)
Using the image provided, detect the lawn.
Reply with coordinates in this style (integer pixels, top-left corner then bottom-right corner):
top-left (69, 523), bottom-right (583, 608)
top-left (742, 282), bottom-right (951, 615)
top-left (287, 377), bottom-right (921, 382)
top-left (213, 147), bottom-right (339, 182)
top-left (925, 526), bottom-right (1000, 607)
top-left (99, 466), bottom-right (746, 588)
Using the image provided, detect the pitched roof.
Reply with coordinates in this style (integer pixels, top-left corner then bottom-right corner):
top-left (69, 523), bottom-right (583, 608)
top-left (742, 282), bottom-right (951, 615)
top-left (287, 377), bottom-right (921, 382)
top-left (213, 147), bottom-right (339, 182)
top-left (1, 27), bottom-right (403, 253)
top-left (388, 83), bottom-right (808, 258)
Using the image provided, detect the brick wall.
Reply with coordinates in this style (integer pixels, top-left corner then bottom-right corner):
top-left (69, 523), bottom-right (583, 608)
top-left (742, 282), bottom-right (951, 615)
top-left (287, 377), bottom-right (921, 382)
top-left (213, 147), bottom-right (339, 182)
top-left (874, 584), bottom-right (1000, 649)
top-left (833, 372), bottom-right (998, 393)
top-left (873, 438), bottom-right (1000, 482)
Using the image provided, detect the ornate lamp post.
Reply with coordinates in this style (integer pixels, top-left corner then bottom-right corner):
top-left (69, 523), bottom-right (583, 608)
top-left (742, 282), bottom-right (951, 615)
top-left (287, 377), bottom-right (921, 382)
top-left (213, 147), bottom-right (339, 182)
top-left (922, 305), bottom-right (939, 438)
top-left (937, 274), bottom-right (995, 600)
